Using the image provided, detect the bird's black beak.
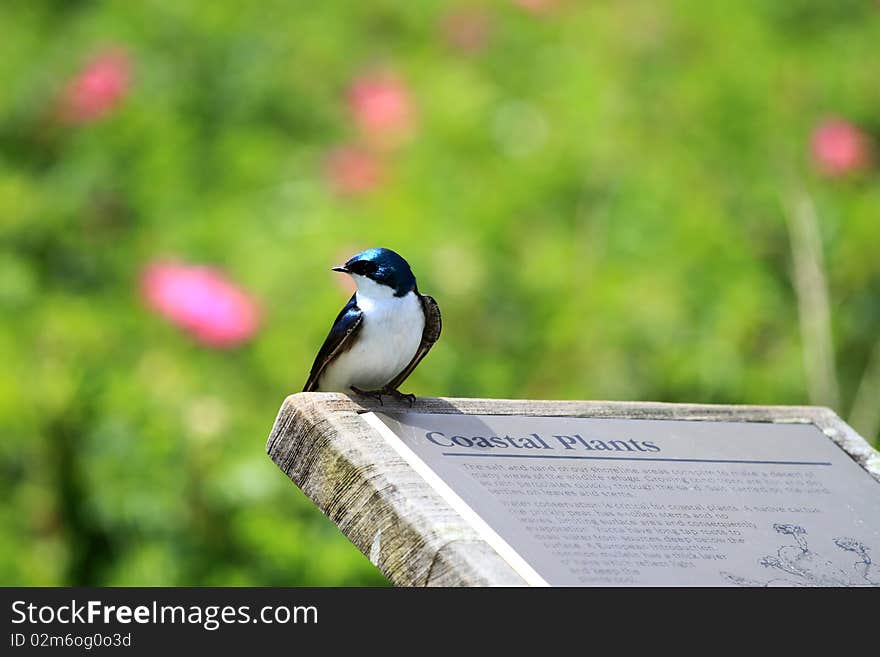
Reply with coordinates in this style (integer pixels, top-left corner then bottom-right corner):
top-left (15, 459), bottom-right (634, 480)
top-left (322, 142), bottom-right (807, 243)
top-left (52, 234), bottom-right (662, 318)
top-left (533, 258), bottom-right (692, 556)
top-left (331, 265), bottom-right (349, 273)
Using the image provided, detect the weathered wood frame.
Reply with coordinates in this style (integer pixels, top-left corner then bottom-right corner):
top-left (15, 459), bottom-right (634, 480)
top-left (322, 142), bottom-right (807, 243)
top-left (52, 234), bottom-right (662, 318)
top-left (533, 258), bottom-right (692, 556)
top-left (266, 393), bottom-right (880, 586)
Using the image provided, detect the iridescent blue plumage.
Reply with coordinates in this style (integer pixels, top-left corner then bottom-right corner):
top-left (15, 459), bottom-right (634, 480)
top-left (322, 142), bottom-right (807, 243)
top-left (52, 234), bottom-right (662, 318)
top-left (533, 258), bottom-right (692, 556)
top-left (341, 248), bottom-right (417, 297)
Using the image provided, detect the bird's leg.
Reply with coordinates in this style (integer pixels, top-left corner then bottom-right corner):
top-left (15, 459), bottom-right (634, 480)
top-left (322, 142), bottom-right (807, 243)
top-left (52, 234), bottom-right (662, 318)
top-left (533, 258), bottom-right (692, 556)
top-left (382, 387), bottom-right (416, 407)
top-left (350, 386), bottom-right (384, 405)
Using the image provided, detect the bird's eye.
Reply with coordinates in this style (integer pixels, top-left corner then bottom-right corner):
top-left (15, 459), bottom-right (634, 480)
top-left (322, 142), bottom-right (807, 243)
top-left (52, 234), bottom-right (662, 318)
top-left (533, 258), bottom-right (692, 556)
top-left (350, 260), bottom-right (376, 276)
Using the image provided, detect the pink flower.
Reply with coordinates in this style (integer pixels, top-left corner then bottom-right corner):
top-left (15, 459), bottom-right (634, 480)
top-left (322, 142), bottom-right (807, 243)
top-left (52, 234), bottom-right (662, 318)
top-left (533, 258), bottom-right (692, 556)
top-left (140, 261), bottom-right (261, 348)
top-left (810, 118), bottom-right (872, 177)
top-left (58, 49), bottom-right (132, 124)
top-left (323, 146), bottom-right (383, 195)
top-left (441, 8), bottom-right (492, 53)
top-left (514, 0), bottom-right (560, 15)
top-left (347, 71), bottom-right (415, 146)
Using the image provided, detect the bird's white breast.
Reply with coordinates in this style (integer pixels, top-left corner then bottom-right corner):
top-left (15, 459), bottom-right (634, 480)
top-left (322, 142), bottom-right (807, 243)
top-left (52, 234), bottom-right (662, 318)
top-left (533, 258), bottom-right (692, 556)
top-left (318, 290), bottom-right (425, 392)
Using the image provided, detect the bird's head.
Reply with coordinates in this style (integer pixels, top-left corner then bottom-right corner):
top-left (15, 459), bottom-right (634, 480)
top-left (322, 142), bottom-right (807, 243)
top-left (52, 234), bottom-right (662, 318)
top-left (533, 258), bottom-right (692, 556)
top-left (332, 247), bottom-right (417, 298)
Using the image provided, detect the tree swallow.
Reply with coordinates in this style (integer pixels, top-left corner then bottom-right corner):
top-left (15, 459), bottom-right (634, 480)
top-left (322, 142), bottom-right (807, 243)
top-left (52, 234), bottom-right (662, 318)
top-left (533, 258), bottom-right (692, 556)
top-left (303, 247), bottom-right (441, 404)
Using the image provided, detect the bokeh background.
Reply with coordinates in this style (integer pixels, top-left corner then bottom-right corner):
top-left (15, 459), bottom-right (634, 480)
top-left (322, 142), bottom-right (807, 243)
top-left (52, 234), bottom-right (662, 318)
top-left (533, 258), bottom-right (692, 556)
top-left (2, 0), bottom-right (879, 586)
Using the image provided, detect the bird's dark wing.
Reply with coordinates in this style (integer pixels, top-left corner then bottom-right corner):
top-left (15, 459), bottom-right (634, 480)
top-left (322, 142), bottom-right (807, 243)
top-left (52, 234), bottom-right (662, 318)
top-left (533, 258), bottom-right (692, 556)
top-left (386, 294), bottom-right (441, 391)
top-left (303, 294), bottom-right (364, 392)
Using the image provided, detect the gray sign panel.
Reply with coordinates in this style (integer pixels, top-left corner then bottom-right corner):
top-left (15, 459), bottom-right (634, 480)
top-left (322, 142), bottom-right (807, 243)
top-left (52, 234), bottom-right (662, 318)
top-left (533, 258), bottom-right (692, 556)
top-left (372, 412), bottom-right (880, 586)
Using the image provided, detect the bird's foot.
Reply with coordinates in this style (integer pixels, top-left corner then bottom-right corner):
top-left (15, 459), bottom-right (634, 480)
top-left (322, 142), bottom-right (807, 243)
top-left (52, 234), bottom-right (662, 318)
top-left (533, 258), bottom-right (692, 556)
top-left (382, 387), bottom-right (416, 407)
top-left (350, 386), bottom-right (384, 405)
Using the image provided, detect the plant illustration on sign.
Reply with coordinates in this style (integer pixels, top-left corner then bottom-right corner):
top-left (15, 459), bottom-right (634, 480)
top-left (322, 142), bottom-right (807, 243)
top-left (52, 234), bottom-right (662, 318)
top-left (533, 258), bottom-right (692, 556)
top-left (721, 523), bottom-right (877, 586)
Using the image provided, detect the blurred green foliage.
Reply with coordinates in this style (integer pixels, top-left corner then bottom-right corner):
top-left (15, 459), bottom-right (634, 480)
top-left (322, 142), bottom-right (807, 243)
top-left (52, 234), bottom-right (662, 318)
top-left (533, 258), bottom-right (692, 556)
top-left (1, 0), bottom-right (879, 585)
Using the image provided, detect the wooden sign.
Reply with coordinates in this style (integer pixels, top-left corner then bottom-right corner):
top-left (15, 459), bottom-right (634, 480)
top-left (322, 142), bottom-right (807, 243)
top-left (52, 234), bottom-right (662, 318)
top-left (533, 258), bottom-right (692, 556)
top-left (266, 394), bottom-right (880, 586)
